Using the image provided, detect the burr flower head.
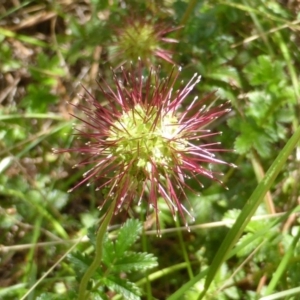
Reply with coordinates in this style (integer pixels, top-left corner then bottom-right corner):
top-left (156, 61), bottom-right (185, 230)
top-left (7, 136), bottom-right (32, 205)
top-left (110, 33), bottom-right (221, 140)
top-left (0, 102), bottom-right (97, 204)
top-left (111, 19), bottom-right (179, 64)
top-left (53, 62), bottom-right (234, 234)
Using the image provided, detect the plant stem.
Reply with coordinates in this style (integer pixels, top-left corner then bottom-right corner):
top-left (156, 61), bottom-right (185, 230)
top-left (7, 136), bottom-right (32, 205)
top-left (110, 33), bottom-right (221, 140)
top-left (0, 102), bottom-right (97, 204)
top-left (78, 199), bottom-right (116, 300)
top-left (174, 0), bottom-right (198, 42)
top-left (166, 0), bottom-right (197, 73)
top-left (175, 216), bottom-right (194, 279)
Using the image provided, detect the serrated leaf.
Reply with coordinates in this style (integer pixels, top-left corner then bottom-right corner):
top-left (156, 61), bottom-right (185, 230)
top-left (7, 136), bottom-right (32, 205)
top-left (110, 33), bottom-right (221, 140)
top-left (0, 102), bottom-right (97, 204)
top-left (222, 209), bottom-right (241, 228)
top-left (87, 291), bottom-right (108, 300)
top-left (36, 294), bottom-right (55, 300)
top-left (246, 91), bottom-right (271, 121)
top-left (206, 65), bottom-right (241, 88)
top-left (21, 85), bottom-right (58, 113)
top-left (30, 52), bottom-right (65, 82)
top-left (36, 293), bottom-right (72, 300)
top-left (68, 251), bottom-right (93, 277)
top-left (223, 209), bottom-right (276, 234)
top-left (235, 232), bottom-right (265, 258)
top-left (235, 134), bottom-right (270, 158)
top-left (115, 219), bottom-right (142, 257)
top-left (102, 233), bottom-right (116, 265)
top-left (113, 252), bottom-right (158, 273)
top-left (102, 275), bottom-right (141, 300)
top-left (243, 55), bottom-right (285, 86)
top-left (233, 118), bottom-right (275, 157)
top-left (246, 218), bottom-right (274, 234)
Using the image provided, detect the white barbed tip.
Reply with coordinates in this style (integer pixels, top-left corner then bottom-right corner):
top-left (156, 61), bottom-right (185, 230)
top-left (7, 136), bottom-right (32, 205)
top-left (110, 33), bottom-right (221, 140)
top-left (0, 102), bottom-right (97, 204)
top-left (185, 223), bottom-right (191, 232)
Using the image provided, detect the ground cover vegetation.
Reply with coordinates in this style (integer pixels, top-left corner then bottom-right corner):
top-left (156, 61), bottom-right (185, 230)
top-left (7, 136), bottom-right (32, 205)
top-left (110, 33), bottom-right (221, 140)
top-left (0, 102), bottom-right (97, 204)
top-left (1, 0), bottom-right (300, 299)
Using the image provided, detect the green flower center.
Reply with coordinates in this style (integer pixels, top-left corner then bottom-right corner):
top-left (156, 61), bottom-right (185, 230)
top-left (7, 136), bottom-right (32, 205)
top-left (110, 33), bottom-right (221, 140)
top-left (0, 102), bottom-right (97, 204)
top-left (108, 104), bottom-right (185, 179)
top-left (119, 23), bottom-right (158, 60)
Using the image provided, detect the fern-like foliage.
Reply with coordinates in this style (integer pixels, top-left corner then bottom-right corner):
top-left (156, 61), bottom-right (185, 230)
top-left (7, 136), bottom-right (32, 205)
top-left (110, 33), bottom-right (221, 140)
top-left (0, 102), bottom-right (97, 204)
top-left (229, 54), bottom-right (295, 158)
top-left (68, 219), bottom-right (156, 300)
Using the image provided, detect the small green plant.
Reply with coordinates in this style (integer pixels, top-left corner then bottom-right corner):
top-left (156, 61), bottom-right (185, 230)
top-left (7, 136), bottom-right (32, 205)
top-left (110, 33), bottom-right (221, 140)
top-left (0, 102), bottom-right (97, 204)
top-left (2, 1), bottom-right (300, 300)
top-left (37, 219), bottom-right (157, 300)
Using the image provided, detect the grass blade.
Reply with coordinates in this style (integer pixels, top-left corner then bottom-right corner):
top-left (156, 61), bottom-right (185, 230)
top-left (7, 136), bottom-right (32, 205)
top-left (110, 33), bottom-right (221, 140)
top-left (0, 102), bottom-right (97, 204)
top-left (200, 124), bottom-right (300, 298)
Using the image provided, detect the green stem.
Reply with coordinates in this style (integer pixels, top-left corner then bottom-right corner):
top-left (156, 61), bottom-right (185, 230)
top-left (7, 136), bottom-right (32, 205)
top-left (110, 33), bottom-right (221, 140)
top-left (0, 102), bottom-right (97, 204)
top-left (176, 0), bottom-right (198, 39)
top-left (199, 124), bottom-right (300, 299)
top-left (78, 199), bottom-right (116, 300)
top-left (142, 228), bottom-right (152, 300)
top-left (166, 0), bottom-right (197, 73)
top-left (175, 216), bottom-right (194, 279)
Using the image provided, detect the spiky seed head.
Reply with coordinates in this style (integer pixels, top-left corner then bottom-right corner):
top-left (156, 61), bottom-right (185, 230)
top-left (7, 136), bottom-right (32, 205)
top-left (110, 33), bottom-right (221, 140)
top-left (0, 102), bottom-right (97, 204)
top-left (53, 62), bottom-right (235, 235)
top-left (111, 19), bottom-right (179, 64)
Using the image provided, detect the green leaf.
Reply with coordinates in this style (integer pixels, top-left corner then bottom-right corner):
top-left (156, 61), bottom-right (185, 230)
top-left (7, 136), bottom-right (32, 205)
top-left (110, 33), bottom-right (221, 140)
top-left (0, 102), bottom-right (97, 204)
top-left (36, 290), bottom-right (77, 300)
top-left (47, 189), bottom-right (69, 210)
top-left (246, 91), bottom-right (272, 121)
top-left (235, 232), bottom-right (264, 258)
top-left (244, 55), bottom-right (285, 86)
top-left (102, 234), bottom-right (116, 265)
top-left (36, 294), bottom-right (54, 300)
top-left (234, 118), bottom-right (275, 157)
top-left (30, 52), bottom-right (65, 83)
top-left (0, 42), bottom-right (22, 72)
top-left (103, 276), bottom-right (141, 300)
top-left (85, 291), bottom-right (108, 300)
top-left (206, 65), bottom-right (241, 87)
top-left (21, 85), bottom-right (58, 113)
top-left (265, 228), bottom-right (300, 295)
top-left (36, 293), bottom-right (72, 300)
top-left (68, 251), bottom-right (93, 278)
top-left (115, 219), bottom-right (143, 257)
top-left (113, 252), bottom-right (158, 273)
